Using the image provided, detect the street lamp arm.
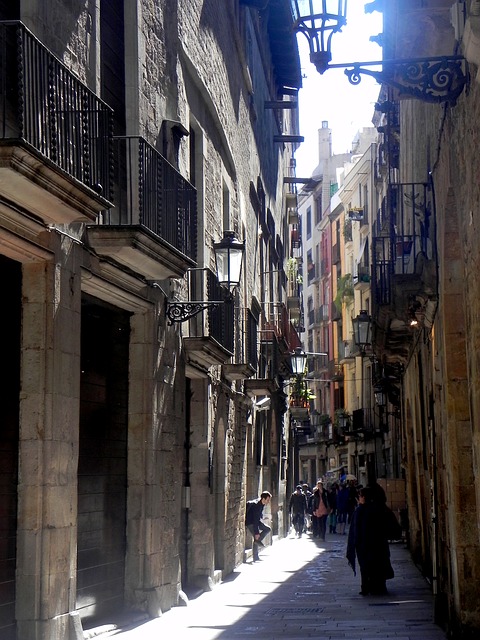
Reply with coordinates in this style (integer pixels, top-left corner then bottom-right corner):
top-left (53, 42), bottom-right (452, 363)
top-left (330, 56), bottom-right (467, 105)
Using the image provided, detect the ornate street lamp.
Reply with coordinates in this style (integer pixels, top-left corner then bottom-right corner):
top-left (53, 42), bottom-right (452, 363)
top-left (290, 1), bottom-right (467, 104)
top-left (291, 0), bottom-right (347, 74)
top-left (213, 231), bottom-right (245, 294)
top-left (352, 310), bottom-right (371, 419)
top-left (291, 347), bottom-right (308, 376)
top-left (166, 231), bottom-right (245, 323)
top-left (352, 309), bottom-right (372, 354)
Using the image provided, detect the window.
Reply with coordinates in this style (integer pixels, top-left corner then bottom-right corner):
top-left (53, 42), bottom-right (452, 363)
top-left (315, 194), bottom-right (322, 224)
top-left (306, 206), bottom-right (312, 239)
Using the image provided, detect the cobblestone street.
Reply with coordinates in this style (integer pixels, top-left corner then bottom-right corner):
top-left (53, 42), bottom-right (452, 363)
top-left (90, 532), bottom-right (447, 640)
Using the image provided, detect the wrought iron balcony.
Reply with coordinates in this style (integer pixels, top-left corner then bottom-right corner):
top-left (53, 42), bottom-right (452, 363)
top-left (372, 182), bottom-right (437, 364)
top-left (223, 308), bottom-right (258, 381)
top-left (181, 268), bottom-right (234, 375)
top-left (0, 21), bottom-right (113, 223)
top-left (245, 304), bottom-right (301, 395)
top-left (262, 302), bottom-right (301, 355)
top-left (88, 136), bottom-right (197, 280)
top-left (353, 264), bottom-right (371, 289)
top-left (243, 336), bottom-right (281, 397)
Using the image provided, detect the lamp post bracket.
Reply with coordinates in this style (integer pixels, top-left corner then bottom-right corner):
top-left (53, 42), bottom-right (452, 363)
top-left (166, 301), bottom-right (223, 325)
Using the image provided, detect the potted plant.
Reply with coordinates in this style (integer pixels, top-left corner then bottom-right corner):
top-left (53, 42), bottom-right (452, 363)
top-left (289, 380), bottom-right (315, 418)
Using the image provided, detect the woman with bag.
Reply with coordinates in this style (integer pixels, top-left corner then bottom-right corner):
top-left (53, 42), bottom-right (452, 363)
top-left (311, 480), bottom-right (330, 541)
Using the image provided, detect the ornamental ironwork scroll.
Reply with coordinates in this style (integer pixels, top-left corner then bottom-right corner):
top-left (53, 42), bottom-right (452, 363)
top-left (339, 56), bottom-right (467, 105)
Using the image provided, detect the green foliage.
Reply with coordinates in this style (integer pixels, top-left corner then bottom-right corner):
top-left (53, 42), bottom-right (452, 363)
top-left (334, 273), bottom-right (353, 311)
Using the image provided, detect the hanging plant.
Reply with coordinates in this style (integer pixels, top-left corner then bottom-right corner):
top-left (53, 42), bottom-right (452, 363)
top-left (334, 273), bottom-right (353, 310)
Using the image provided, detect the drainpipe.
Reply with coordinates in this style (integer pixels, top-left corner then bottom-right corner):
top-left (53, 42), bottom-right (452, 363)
top-left (429, 394), bottom-right (439, 598)
top-left (183, 379), bottom-right (192, 587)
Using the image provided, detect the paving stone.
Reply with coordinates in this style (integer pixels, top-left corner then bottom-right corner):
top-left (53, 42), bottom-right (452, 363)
top-left (94, 533), bottom-right (447, 639)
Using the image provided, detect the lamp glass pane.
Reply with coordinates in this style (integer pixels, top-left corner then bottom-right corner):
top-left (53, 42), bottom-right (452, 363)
top-left (292, 349), bottom-right (307, 375)
top-left (215, 248), bottom-right (230, 285)
top-left (227, 249), bottom-right (243, 286)
top-left (352, 311), bottom-right (371, 348)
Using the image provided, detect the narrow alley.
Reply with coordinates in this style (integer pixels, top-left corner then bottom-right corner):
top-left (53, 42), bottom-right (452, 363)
top-left (89, 532), bottom-right (446, 640)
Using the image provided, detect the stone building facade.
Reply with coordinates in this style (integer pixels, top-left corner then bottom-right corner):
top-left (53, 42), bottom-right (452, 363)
top-left (0, 1), bottom-right (302, 638)
top-left (291, 1), bottom-right (480, 636)
top-left (367, 1), bottom-right (480, 637)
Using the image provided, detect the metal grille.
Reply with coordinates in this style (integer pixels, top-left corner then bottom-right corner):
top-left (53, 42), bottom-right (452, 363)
top-left (0, 21), bottom-right (113, 199)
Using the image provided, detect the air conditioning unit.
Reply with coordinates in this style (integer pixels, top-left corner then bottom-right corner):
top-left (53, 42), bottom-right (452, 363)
top-left (347, 207), bottom-right (364, 221)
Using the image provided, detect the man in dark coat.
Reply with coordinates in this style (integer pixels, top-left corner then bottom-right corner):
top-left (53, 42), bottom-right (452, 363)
top-left (347, 486), bottom-right (394, 595)
top-left (289, 485), bottom-right (308, 537)
top-left (245, 491), bottom-right (272, 561)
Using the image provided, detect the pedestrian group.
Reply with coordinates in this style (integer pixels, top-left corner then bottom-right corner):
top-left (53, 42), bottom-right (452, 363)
top-left (246, 478), bottom-right (402, 596)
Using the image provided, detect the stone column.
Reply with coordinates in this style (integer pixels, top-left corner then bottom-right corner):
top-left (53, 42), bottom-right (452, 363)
top-left (16, 255), bottom-right (82, 640)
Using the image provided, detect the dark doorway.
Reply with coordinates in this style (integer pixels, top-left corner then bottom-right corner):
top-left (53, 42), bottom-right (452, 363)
top-left (0, 1), bottom-right (19, 20)
top-left (77, 296), bottom-right (130, 626)
top-left (0, 255), bottom-right (21, 640)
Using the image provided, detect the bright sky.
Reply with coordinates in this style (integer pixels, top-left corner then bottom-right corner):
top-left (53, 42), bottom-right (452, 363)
top-left (294, 2), bottom-right (384, 177)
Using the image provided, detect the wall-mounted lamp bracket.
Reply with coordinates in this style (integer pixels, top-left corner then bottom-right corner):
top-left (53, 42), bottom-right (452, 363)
top-left (332, 56), bottom-right (467, 105)
top-left (291, 1), bottom-right (467, 105)
top-left (166, 300), bottom-right (224, 325)
top-left (166, 230), bottom-right (245, 325)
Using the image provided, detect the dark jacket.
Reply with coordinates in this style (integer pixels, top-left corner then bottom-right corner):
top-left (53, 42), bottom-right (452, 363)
top-left (327, 488), bottom-right (338, 511)
top-left (245, 498), bottom-right (265, 535)
top-left (346, 500), bottom-right (394, 582)
top-left (289, 491), bottom-right (307, 515)
top-left (336, 486), bottom-right (349, 513)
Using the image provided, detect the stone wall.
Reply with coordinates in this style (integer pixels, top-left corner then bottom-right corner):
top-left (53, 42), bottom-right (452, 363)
top-left (399, 56), bottom-right (480, 637)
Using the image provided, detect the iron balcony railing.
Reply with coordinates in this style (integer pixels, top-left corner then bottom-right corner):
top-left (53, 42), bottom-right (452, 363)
top-left (350, 408), bottom-right (374, 434)
top-left (104, 136), bottom-right (197, 260)
top-left (0, 21), bottom-right (113, 199)
top-left (187, 268), bottom-right (234, 352)
top-left (234, 308), bottom-right (258, 371)
top-left (372, 182), bottom-right (431, 306)
top-left (261, 302), bottom-right (300, 353)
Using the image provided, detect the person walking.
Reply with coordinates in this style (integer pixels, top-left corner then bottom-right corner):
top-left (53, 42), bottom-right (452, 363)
top-left (302, 483), bottom-right (312, 533)
top-left (327, 483), bottom-right (338, 534)
top-left (289, 485), bottom-right (308, 537)
top-left (346, 486), bottom-right (395, 595)
top-left (346, 479), bottom-right (359, 525)
top-left (311, 480), bottom-right (329, 541)
top-left (245, 491), bottom-right (272, 561)
top-left (336, 482), bottom-right (349, 535)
